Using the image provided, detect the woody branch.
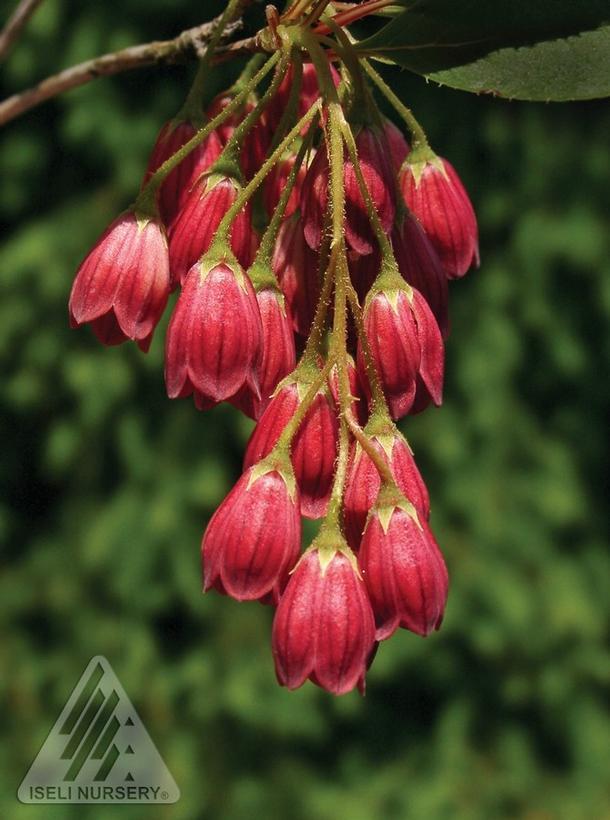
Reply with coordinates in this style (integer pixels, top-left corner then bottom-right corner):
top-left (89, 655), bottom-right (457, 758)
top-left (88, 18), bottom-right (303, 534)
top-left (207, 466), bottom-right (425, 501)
top-left (0, 12), bottom-right (261, 128)
top-left (0, 0), bottom-right (46, 62)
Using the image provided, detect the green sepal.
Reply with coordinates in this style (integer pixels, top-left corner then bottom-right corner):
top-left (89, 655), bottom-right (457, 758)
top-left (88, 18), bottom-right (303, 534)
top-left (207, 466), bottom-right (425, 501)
top-left (132, 186), bottom-right (160, 221)
top-left (404, 147), bottom-right (446, 187)
top-left (373, 483), bottom-right (421, 535)
top-left (248, 453), bottom-right (298, 503)
top-left (248, 260), bottom-right (282, 293)
top-left (133, 211), bottom-right (152, 233)
top-left (350, 429), bottom-right (393, 471)
top-left (175, 103), bottom-right (206, 131)
top-left (363, 412), bottom-right (396, 446)
top-left (374, 432), bottom-right (395, 461)
top-left (209, 153), bottom-right (244, 186)
top-left (294, 358), bottom-right (327, 401)
top-left (203, 172), bottom-right (234, 197)
top-left (197, 247), bottom-right (251, 295)
top-left (366, 256), bottom-right (413, 312)
top-left (302, 525), bottom-right (361, 578)
top-left (267, 355), bottom-right (321, 406)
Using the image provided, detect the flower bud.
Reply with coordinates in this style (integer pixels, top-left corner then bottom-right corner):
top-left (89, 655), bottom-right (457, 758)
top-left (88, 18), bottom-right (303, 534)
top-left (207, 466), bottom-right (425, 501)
top-left (241, 116), bottom-right (273, 181)
top-left (383, 117), bottom-right (410, 171)
top-left (143, 120), bottom-right (222, 226)
top-left (272, 212), bottom-right (320, 337)
top-left (266, 61), bottom-right (339, 135)
top-left (249, 226), bottom-right (261, 261)
top-left (69, 211), bottom-right (170, 352)
top-left (263, 154), bottom-right (307, 220)
top-left (206, 91), bottom-right (269, 179)
top-left (244, 374), bottom-right (338, 519)
top-left (343, 124), bottom-right (397, 253)
top-left (393, 212), bottom-right (450, 339)
top-left (399, 154), bottom-right (479, 278)
top-left (168, 174), bottom-right (252, 288)
top-left (358, 284), bottom-right (444, 419)
top-left (409, 289), bottom-right (445, 415)
top-left (165, 259), bottom-right (262, 405)
top-left (344, 430), bottom-right (429, 550)
top-left (359, 499), bottom-right (448, 639)
top-left (206, 91), bottom-right (256, 145)
top-left (202, 463), bottom-right (301, 603)
top-left (348, 246), bottom-right (380, 304)
top-left (272, 546), bottom-right (376, 695)
top-left (300, 125), bottom-right (396, 255)
top-left (231, 285), bottom-right (296, 420)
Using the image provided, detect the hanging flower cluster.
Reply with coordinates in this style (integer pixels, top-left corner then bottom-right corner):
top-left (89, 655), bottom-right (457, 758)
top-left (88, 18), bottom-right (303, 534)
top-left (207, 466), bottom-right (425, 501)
top-left (68, 2), bottom-right (478, 695)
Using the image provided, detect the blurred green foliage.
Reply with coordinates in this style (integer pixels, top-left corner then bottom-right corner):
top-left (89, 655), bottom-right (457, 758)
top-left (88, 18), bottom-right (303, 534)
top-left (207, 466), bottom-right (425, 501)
top-left (1, 2), bottom-right (609, 818)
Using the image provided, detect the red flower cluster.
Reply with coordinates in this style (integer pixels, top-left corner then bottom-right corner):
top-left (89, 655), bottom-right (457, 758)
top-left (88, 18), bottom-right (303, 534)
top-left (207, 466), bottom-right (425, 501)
top-left (68, 50), bottom-right (479, 695)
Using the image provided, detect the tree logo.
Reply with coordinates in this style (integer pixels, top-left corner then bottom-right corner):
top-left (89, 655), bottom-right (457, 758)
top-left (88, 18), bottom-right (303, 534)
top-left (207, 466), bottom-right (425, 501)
top-left (18, 656), bottom-right (180, 804)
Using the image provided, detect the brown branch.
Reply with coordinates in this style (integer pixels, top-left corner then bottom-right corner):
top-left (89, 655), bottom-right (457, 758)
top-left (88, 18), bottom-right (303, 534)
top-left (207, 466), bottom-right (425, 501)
top-left (0, 17), bottom-right (262, 128)
top-left (214, 34), bottom-right (263, 62)
top-left (0, 0), bottom-right (46, 62)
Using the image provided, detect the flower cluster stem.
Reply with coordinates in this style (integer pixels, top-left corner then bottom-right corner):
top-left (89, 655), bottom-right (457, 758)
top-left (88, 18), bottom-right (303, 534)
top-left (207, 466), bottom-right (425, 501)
top-left (318, 35), bottom-right (352, 528)
top-left (299, 226), bottom-right (334, 362)
top-left (299, 32), bottom-right (402, 498)
top-left (322, 17), bottom-right (369, 121)
top-left (232, 53), bottom-right (267, 93)
top-left (339, 119), bottom-right (396, 421)
top-left (361, 58), bottom-right (429, 152)
top-left (326, 251), bottom-right (351, 529)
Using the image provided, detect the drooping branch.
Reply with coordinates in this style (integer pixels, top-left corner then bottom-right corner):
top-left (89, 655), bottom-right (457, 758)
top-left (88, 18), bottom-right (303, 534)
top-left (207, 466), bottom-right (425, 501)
top-left (0, 0), bottom-right (46, 62)
top-left (0, 16), bottom-right (261, 128)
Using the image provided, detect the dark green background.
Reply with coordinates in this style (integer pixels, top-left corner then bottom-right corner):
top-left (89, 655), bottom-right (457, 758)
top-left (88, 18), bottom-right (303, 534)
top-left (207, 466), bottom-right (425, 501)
top-left (1, 1), bottom-right (609, 818)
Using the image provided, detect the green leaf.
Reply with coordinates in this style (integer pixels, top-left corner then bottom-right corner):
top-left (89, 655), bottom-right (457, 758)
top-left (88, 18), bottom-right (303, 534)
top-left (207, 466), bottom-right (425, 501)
top-left (356, 1), bottom-right (610, 100)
